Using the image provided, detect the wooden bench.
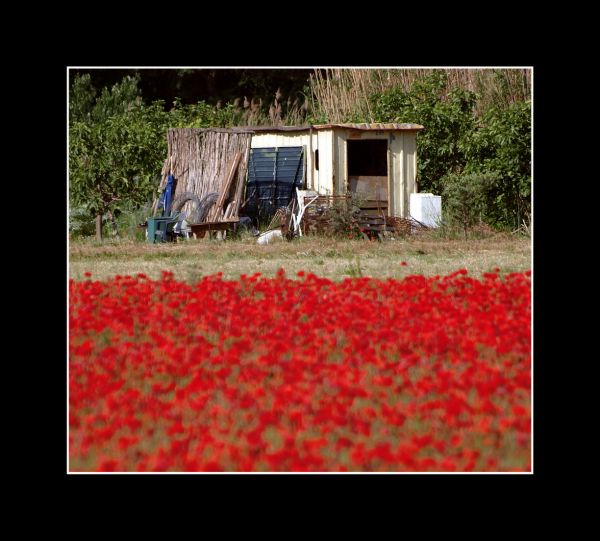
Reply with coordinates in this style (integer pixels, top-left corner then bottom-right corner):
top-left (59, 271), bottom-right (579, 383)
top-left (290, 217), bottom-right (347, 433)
top-left (189, 218), bottom-right (239, 239)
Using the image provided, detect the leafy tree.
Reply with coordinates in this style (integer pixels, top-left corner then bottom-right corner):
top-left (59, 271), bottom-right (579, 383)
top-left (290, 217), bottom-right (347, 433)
top-left (69, 73), bottom-right (97, 123)
top-left (69, 73), bottom-right (142, 123)
top-left (69, 74), bottom-right (168, 239)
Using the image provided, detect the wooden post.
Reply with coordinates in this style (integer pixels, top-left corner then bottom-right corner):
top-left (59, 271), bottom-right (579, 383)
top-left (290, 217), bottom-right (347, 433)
top-left (232, 143), bottom-right (251, 218)
top-left (209, 152), bottom-right (242, 222)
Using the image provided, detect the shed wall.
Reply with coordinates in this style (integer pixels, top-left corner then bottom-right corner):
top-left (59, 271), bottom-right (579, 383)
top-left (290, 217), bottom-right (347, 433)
top-left (333, 128), bottom-right (394, 197)
top-left (250, 132), bottom-right (311, 149)
top-left (250, 128), bottom-right (419, 217)
top-left (390, 134), bottom-right (402, 216)
top-left (401, 132), bottom-right (417, 217)
top-left (332, 129), bottom-right (418, 217)
top-left (316, 129), bottom-right (334, 195)
top-left (251, 132), bottom-right (312, 191)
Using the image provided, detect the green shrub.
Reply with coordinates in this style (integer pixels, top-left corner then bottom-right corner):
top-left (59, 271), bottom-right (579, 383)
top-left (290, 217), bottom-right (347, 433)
top-left (69, 204), bottom-right (97, 239)
top-left (461, 101), bottom-right (531, 229)
top-left (111, 202), bottom-right (154, 240)
top-left (441, 172), bottom-right (500, 237)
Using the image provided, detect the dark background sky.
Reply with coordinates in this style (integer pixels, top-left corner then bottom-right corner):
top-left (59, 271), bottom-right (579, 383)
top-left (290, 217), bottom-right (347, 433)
top-left (69, 68), bottom-right (319, 108)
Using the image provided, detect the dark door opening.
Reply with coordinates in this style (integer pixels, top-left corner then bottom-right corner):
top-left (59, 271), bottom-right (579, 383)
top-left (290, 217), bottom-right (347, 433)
top-left (347, 139), bottom-right (388, 214)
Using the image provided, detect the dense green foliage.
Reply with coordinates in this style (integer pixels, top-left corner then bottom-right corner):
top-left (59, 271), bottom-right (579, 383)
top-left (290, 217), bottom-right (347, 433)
top-left (370, 72), bottom-right (477, 196)
top-left (460, 101), bottom-right (531, 228)
top-left (441, 172), bottom-right (500, 236)
top-left (69, 75), bottom-right (166, 237)
top-left (369, 72), bottom-right (531, 229)
top-left (70, 101), bottom-right (167, 215)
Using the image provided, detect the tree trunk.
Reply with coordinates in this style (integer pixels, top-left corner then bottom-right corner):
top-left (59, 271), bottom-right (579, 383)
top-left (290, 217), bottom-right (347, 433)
top-left (96, 214), bottom-right (102, 241)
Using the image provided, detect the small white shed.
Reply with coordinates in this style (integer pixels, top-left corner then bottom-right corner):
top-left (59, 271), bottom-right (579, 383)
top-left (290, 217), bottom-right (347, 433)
top-left (247, 122), bottom-right (424, 218)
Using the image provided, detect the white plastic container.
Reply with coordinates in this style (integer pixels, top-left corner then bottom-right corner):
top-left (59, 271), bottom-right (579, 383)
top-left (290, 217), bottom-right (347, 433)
top-left (256, 229), bottom-right (283, 245)
top-left (410, 193), bottom-right (442, 228)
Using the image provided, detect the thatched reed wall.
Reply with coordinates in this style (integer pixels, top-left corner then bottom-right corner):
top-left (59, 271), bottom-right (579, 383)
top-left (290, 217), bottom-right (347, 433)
top-left (153, 128), bottom-right (253, 222)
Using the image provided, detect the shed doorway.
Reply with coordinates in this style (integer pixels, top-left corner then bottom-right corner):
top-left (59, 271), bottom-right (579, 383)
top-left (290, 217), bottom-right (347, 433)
top-left (347, 139), bottom-right (388, 214)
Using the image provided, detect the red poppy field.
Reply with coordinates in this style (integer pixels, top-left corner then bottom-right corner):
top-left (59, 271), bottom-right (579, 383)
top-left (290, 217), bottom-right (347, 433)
top-left (69, 268), bottom-right (531, 472)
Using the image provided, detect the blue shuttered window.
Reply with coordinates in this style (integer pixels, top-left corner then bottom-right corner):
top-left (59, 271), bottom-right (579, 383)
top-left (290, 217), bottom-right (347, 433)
top-left (246, 146), bottom-right (305, 221)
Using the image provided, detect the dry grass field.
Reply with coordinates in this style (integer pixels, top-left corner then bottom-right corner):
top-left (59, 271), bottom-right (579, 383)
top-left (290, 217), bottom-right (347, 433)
top-left (69, 230), bottom-right (531, 282)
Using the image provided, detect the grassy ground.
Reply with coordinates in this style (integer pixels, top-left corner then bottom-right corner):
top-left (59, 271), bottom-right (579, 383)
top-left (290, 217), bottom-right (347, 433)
top-left (69, 230), bottom-right (531, 282)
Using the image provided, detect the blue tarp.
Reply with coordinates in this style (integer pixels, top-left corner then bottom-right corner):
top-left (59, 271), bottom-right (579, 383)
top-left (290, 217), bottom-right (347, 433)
top-left (157, 175), bottom-right (175, 216)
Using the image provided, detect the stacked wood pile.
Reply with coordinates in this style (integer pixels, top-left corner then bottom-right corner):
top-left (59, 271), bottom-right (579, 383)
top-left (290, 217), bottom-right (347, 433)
top-left (386, 215), bottom-right (431, 235)
top-left (301, 195), bottom-right (354, 236)
top-left (152, 128), bottom-right (253, 224)
top-left (300, 195), bottom-right (430, 238)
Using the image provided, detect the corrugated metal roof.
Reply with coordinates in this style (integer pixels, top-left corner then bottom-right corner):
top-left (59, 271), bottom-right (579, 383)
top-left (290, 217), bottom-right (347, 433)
top-left (313, 123), bottom-right (424, 131)
top-left (243, 123), bottom-right (424, 132)
top-left (244, 125), bottom-right (312, 132)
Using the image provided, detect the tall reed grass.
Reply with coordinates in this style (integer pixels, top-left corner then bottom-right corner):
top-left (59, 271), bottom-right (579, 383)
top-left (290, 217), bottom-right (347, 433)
top-left (223, 88), bottom-right (311, 126)
top-left (308, 68), bottom-right (531, 123)
top-left (214, 68), bottom-right (531, 127)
